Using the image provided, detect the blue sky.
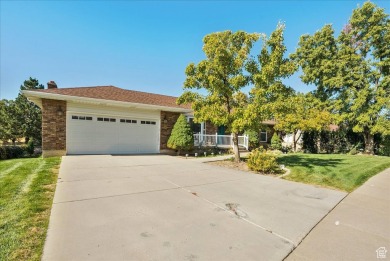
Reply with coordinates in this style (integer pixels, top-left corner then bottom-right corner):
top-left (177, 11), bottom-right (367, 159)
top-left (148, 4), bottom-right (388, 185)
top-left (1, 1), bottom-right (388, 100)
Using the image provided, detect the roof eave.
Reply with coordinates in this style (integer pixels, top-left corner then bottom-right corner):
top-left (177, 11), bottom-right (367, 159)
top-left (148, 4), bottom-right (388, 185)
top-left (22, 90), bottom-right (192, 113)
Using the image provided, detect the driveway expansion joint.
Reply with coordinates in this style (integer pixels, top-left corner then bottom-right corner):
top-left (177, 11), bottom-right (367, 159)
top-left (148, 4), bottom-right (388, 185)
top-left (163, 177), bottom-right (297, 247)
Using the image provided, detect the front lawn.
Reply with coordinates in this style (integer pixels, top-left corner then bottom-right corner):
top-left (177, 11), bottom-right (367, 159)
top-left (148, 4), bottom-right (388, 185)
top-left (278, 154), bottom-right (390, 192)
top-left (0, 157), bottom-right (61, 261)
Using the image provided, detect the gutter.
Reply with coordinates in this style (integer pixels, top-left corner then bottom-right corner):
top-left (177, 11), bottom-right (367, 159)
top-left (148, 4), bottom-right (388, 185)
top-left (22, 90), bottom-right (192, 113)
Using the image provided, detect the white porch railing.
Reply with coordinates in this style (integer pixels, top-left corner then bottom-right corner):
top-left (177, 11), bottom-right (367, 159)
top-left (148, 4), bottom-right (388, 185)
top-left (194, 133), bottom-right (249, 150)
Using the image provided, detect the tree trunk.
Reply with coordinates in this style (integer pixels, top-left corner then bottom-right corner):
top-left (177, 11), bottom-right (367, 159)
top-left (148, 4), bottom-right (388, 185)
top-left (232, 132), bottom-right (241, 163)
top-left (363, 131), bottom-right (374, 155)
top-left (293, 131), bottom-right (297, 152)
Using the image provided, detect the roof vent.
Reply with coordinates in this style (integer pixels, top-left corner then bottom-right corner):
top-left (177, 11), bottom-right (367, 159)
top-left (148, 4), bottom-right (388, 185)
top-left (47, 81), bottom-right (57, 89)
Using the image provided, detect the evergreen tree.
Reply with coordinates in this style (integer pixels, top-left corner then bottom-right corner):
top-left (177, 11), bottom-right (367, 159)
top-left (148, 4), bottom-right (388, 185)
top-left (15, 77), bottom-right (44, 144)
top-left (270, 133), bottom-right (282, 150)
top-left (167, 114), bottom-right (194, 155)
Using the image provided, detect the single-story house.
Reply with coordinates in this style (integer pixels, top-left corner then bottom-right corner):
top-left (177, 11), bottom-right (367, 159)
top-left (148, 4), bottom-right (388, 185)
top-left (23, 81), bottom-right (224, 157)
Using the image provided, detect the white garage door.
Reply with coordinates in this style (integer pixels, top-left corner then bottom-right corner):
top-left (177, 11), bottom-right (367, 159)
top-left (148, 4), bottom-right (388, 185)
top-left (67, 114), bottom-right (159, 154)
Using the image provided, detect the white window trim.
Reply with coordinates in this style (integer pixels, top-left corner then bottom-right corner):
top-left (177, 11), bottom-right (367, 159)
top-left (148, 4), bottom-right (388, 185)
top-left (186, 116), bottom-right (205, 135)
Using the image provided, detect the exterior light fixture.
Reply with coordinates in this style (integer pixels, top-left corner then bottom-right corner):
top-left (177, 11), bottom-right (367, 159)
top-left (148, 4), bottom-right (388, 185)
top-left (57, 106), bottom-right (64, 116)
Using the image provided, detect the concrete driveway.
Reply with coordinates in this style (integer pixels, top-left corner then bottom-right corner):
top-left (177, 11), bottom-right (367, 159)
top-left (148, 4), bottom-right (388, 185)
top-left (43, 155), bottom-right (346, 261)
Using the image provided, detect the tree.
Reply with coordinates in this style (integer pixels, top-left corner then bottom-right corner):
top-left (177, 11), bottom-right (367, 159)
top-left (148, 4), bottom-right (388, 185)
top-left (270, 133), bottom-right (282, 150)
top-left (245, 23), bottom-right (297, 131)
top-left (273, 93), bottom-right (332, 152)
top-left (292, 2), bottom-right (390, 154)
top-left (15, 77), bottom-right (44, 144)
top-left (244, 129), bottom-right (260, 150)
top-left (0, 99), bottom-right (23, 144)
top-left (167, 114), bottom-right (194, 155)
top-left (177, 31), bottom-right (260, 162)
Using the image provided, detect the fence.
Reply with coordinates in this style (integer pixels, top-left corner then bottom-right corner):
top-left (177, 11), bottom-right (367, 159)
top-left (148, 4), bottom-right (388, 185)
top-left (193, 133), bottom-right (249, 150)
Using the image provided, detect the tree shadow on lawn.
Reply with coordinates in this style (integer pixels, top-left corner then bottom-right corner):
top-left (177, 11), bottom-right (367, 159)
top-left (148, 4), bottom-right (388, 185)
top-left (277, 154), bottom-right (347, 170)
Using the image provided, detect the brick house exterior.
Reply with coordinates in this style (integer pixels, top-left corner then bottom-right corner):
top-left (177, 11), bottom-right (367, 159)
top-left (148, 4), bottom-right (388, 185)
top-left (41, 99), bottom-right (67, 157)
top-left (23, 82), bottom-right (192, 157)
top-left (24, 82), bottom-right (274, 156)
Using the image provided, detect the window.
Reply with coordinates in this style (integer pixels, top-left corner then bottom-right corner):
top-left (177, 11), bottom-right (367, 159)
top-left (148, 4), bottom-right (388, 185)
top-left (187, 117), bottom-right (201, 133)
top-left (141, 120), bottom-right (156, 125)
top-left (72, 115), bottom-right (93, 121)
top-left (120, 119), bottom-right (137, 124)
top-left (98, 117), bottom-right (116, 123)
top-left (260, 130), bottom-right (267, 142)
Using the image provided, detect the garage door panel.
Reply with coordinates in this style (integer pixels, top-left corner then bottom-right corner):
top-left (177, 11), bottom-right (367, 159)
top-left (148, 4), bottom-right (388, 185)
top-left (67, 114), bottom-right (159, 154)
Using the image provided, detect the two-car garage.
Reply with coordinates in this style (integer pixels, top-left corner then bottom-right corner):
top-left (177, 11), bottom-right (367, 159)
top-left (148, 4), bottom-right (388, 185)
top-left (23, 84), bottom-right (192, 157)
top-left (66, 103), bottom-right (160, 155)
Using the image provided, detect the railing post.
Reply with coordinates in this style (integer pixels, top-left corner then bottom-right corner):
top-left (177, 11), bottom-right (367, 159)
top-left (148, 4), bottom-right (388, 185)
top-left (231, 133), bottom-right (234, 149)
top-left (215, 132), bottom-right (218, 146)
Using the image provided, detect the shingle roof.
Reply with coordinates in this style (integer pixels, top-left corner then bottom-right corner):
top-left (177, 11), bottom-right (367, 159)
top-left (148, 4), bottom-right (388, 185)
top-left (31, 86), bottom-right (191, 109)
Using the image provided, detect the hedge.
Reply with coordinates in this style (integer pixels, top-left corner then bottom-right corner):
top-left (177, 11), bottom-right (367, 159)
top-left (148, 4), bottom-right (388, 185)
top-left (0, 146), bottom-right (26, 160)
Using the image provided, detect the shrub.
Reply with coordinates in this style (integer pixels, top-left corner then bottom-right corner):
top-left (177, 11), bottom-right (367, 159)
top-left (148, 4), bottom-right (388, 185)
top-left (281, 145), bottom-right (292, 154)
top-left (167, 114), bottom-right (194, 155)
top-left (247, 148), bottom-right (281, 174)
top-left (302, 131), bottom-right (318, 153)
top-left (245, 129), bottom-right (259, 150)
top-left (26, 139), bottom-right (35, 155)
top-left (270, 133), bottom-right (282, 150)
top-left (0, 146), bottom-right (25, 160)
top-left (348, 147), bottom-right (357, 155)
top-left (377, 135), bottom-right (390, 156)
top-left (348, 142), bottom-right (362, 155)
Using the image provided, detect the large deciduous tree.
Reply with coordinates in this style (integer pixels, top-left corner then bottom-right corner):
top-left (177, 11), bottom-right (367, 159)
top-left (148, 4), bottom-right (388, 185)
top-left (177, 31), bottom-right (259, 162)
top-left (245, 22), bottom-right (297, 131)
top-left (273, 93), bottom-right (333, 152)
top-left (292, 2), bottom-right (390, 154)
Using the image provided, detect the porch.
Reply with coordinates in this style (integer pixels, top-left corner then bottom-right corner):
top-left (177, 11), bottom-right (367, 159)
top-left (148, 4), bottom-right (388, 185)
top-left (193, 133), bottom-right (249, 150)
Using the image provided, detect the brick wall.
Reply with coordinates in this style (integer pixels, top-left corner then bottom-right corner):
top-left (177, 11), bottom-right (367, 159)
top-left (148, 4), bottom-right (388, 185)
top-left (160, 111), bottom-right (180, 150)
top-left (41, 99), bottom-right (67, 156)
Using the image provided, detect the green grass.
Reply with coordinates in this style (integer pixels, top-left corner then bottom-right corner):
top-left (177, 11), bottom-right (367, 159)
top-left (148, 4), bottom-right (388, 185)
top-left (277, 153), bottom-right (390, 192)
top-left (0, 157), bottom-right (61, 261)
